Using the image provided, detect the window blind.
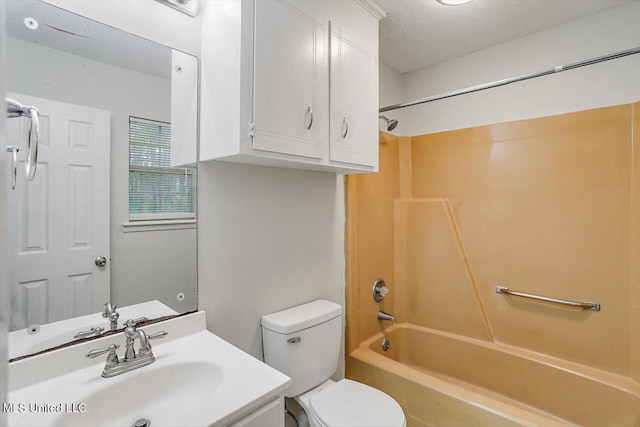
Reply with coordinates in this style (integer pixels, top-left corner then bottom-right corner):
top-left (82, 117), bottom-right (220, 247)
top-left (129, 117), bottom-right (196, 220)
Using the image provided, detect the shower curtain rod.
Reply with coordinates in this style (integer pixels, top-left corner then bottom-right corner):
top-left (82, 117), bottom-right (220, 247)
top-left (379, 46), bottom-right (640, 113)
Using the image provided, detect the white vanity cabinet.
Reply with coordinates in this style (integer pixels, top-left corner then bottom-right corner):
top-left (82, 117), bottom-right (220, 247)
top-left (228, 397), bottom-right (284, 427)
top-left (199, 0), bottom-right (385, 174)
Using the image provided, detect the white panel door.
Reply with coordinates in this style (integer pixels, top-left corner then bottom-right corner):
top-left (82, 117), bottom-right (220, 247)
top-left (6, 93), bottom-right (110, 330)
top-left (329, 22), bottom-right (378, 167)
top-left (252, 0), bottom-right (327, 159)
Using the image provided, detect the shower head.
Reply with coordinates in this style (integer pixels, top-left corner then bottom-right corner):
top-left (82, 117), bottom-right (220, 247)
top-left (379, 115), bottom-right (398, 131)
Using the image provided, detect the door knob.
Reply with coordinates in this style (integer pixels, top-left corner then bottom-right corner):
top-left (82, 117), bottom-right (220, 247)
top-left (95, 256), bottom-right (107, 267)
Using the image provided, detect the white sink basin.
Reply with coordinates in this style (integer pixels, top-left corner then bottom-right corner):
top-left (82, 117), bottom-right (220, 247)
top-left (8, 312), bottom-right (291, 427)
top-left (54, 362), bottom-right (223, 427)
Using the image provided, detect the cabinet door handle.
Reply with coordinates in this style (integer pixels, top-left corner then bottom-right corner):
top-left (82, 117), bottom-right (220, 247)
top-left (341, 117), bottom-right (349, 138)
top-left (6, 146), bottom-right (19, 190)
top-left (305, 106), bottom-right (314, 130)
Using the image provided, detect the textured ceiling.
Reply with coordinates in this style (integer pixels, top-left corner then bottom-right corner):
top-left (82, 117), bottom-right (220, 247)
top-left (377, 0), bottom-right (637, 74)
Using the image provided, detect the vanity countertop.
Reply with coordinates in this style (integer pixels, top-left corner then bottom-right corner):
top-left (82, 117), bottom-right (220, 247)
top-left (7, 311), bottom-right (291, 427)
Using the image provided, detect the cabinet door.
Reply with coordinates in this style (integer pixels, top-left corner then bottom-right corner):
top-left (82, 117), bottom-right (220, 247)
top-left (253, 0), bottom-right (327, 159)
top-left (229, 397), bottom-right (284, 427)
top-left (329, 21), bottom-right (378, 167)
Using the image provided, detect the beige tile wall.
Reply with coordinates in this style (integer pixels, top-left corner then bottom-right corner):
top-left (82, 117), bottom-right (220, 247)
top-left (347, 103), bottom-right (640, 380)
top-left (346, 132), bottom-right (400, 353)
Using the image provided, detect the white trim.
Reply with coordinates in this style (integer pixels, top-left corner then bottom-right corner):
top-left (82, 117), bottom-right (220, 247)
top-left (0, 3), bottom-right (9, 425)
top-left (354, 0), bottom-right (387, 20)
top-left (129, 212), bottom-right (195, 221)
top-left (122, 219), bottom-right (196, 233)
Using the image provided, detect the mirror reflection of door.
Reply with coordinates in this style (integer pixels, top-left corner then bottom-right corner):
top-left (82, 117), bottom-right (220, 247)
top-left (4, 0), bottom-right (198, 360)
top-left (7, 92), bottom-right (110, 331)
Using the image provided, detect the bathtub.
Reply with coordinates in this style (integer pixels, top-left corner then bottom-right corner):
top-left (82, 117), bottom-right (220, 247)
top-left (347, 323), bottom-right (640, 427)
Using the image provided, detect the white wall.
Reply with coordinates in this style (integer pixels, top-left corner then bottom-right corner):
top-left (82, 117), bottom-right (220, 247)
top-left (391, 2), bottom-right (640, 137)
top-left (6, 38), bottom-right (197, 313)
top-left (197, 0), bottom-right (348, 378)
top-left (0, 3), bottom-right (9, 426)
top-left (378, 62), bottom-right (408, 136)
top-left (197, 162), bottom-right (346, 377)
top-left (379, 62), bottom-right (403, 109)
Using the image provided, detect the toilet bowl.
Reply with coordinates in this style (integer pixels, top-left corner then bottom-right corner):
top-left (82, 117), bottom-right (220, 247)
top-left (296, 379), bottom-right (405, 427)
top-left (261, 300), bottom-right (406, 427)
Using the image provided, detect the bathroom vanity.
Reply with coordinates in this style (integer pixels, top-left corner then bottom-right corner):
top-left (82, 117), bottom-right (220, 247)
top-left (7, 312), bottom-right (291, 427)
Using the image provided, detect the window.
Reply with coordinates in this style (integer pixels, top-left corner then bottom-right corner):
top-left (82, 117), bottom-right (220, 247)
top-left (128, 117), bottom-right (196, 221)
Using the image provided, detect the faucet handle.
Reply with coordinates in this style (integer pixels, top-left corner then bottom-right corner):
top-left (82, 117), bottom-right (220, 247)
top-left (103, 303), bottom-right (120, 330)
top-left (373, 278), bottom-right (390, 302)
top-left (125, 317), bottom-right (148, 327)
top-left (86, 344), bottom-right (119, 358)
top-left (74, 326), bottom-right (105, 339)
top-left (102, 302), bottom-right (117, 317)
top-left (86, 344), bottom-right (120, 367)
top-left (148, 331), bottom-right (168, 340)
top-left (124, 321), bottom-right (139, 341)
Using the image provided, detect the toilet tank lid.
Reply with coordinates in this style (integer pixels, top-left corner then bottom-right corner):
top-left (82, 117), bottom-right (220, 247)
top-left (261, 300), bottom-right (342, 334)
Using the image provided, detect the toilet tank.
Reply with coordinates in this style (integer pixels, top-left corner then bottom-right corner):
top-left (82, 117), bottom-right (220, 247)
top-left (261, 300), bottom-right (342, 397)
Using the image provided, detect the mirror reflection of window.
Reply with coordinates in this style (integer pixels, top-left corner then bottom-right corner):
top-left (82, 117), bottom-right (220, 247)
top-left (128, 117), bottom-right (197, 221)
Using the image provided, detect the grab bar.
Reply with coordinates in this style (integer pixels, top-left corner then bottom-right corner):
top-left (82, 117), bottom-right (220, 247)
top-left (6, 98), bottom-right (39, 181)
top-left (495, 286), bottom-right (600, 311)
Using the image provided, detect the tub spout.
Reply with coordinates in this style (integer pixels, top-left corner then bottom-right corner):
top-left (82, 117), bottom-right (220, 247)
top-left (378, 310), bottom-right (396, 323)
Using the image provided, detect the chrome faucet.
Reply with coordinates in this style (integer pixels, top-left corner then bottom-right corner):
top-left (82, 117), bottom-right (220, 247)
top-left (102, 302), bottom-right (120, 330)
top-left (86, 320), bottom-right (167, 378)
top-left (378, 310), bottom-right (396, 323)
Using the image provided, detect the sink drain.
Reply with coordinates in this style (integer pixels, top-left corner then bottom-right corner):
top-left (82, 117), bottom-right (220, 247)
top-left (382, 338), bottom-right (391, 351)
top-left (132, 418), bottom-right (151, 427)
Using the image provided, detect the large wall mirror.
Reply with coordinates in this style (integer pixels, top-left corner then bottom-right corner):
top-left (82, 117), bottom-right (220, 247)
top-left (5, 0), bottom-right (198, 360)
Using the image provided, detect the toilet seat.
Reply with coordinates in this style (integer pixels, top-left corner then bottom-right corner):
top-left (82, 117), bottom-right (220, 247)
top-left (308, 379), bottom-right (405, 427)
top-left (306, 404), bottom-right (327, 427)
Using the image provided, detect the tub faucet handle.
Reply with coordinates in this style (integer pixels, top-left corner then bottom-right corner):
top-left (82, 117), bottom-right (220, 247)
top-left (373, 278), bottom-right (390, 302)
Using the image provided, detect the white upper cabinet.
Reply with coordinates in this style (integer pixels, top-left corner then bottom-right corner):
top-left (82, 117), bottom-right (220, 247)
top-left (199, 0), bottom-right (385, 174)
top-left (252, 0), bottom-right (327, 159)
top-left (329, 21), bottom-right (378, 167)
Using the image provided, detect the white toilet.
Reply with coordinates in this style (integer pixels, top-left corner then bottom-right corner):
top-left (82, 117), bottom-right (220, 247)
top-left (261, 300), bottom-right (406, 427)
